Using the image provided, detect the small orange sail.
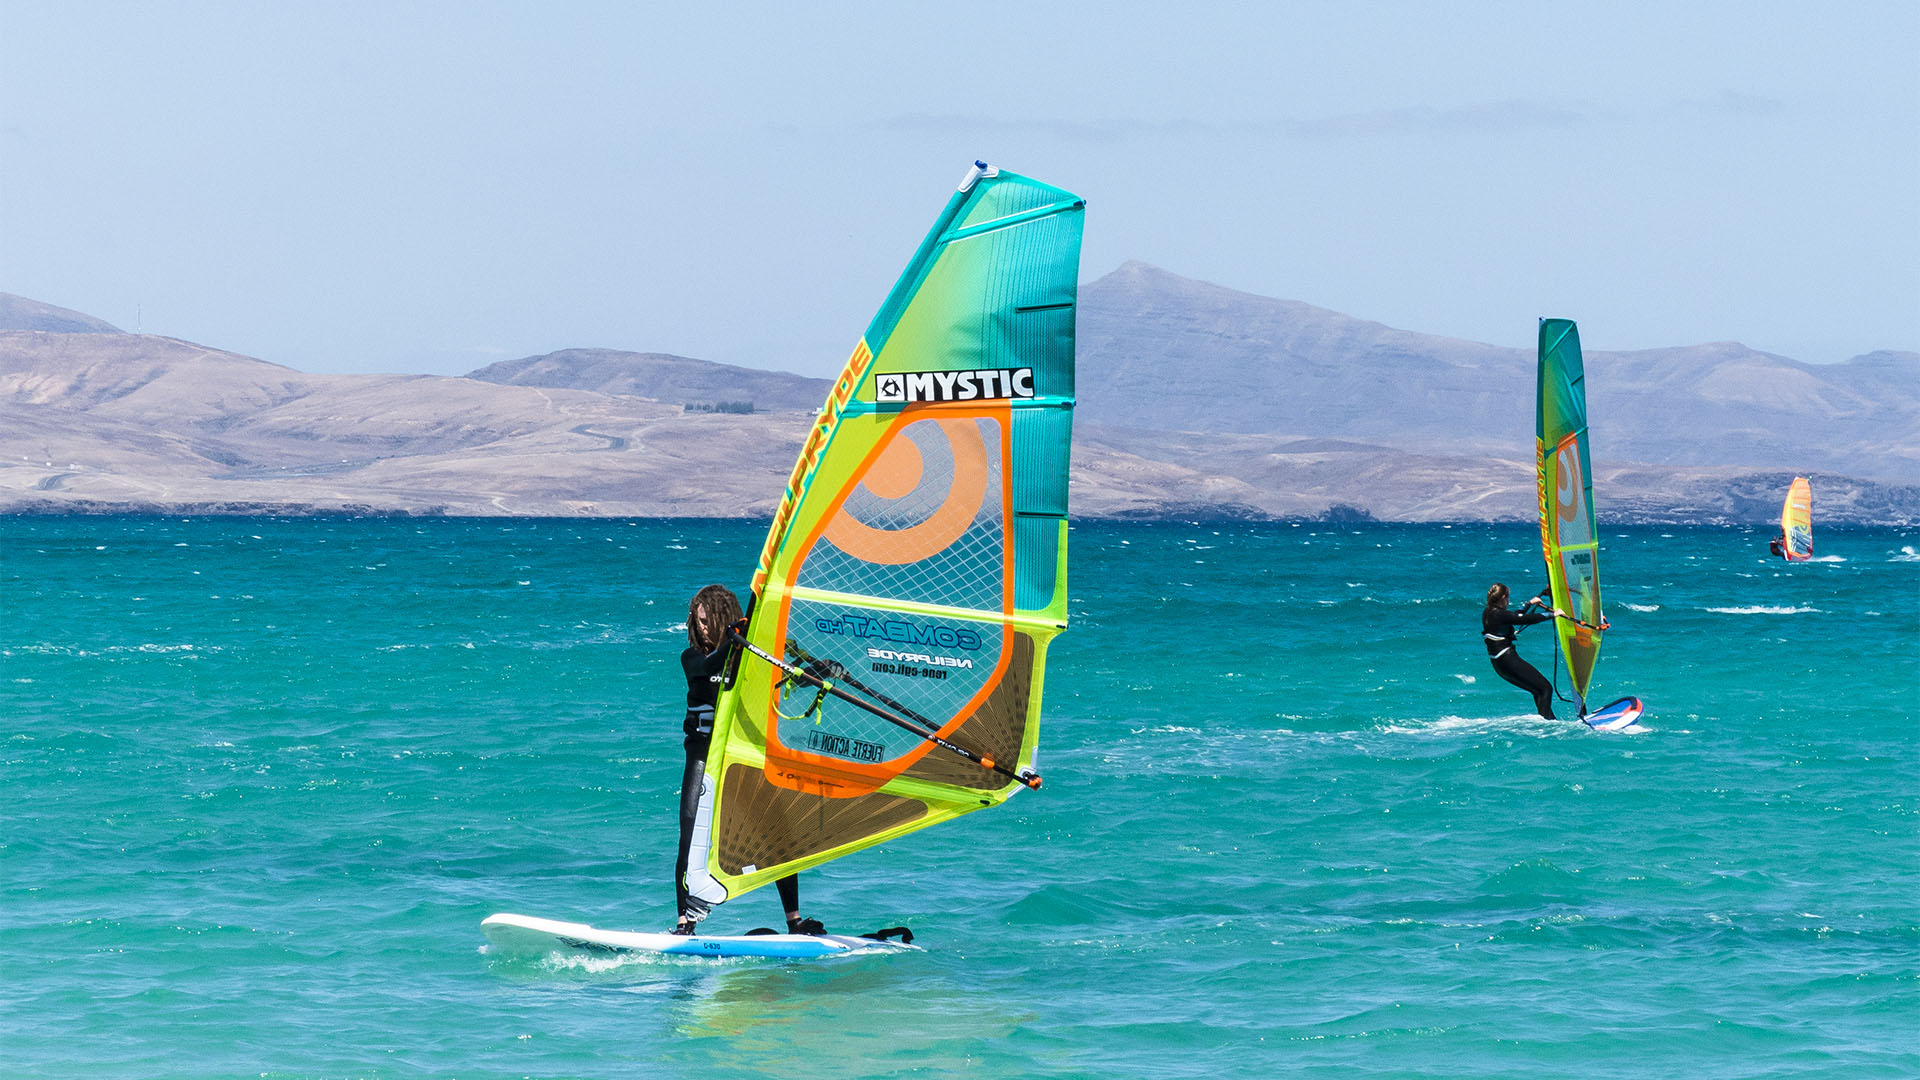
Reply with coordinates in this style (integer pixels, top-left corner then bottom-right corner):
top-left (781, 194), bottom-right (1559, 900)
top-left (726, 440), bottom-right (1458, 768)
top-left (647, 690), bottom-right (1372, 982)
top-left (1780, 477), bottom-right (1812, 561)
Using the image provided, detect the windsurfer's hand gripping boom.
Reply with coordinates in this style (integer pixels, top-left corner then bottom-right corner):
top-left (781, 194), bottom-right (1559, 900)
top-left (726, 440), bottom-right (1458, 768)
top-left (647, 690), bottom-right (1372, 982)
top-left (728, 631), bottom-right (1043, 791)
top-left (1523, 587), bottom-right (1607, 630)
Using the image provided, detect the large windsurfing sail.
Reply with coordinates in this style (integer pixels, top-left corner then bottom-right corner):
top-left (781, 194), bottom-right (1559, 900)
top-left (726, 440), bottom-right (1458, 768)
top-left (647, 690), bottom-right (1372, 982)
top-left (683, 162), bottom-right (1084, 913)
top-left (1780, 477), bottom-right (1813, 560)
top-left (1537, 318), bottom-right (1604, 714)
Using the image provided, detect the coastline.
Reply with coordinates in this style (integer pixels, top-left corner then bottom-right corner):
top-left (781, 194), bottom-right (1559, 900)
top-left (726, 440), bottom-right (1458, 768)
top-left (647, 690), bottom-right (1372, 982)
top-left (4, 504), bottom-right (1914, 527)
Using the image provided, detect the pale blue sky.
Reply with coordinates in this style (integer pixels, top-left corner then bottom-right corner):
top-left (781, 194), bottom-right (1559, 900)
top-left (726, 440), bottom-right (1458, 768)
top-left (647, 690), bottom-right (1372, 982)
top-left (3, 1), bottom-right (1915, 376)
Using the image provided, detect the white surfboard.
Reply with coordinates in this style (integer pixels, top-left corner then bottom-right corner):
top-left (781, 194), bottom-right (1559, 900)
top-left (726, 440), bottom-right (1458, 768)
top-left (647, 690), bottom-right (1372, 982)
top-left (480, 912), bottom-right (920, 960)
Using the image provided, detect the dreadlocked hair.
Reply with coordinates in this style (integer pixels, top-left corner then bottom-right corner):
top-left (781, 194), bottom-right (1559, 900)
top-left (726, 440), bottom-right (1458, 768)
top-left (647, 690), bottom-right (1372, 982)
top-left (687, 584), bottom-right (743, 653)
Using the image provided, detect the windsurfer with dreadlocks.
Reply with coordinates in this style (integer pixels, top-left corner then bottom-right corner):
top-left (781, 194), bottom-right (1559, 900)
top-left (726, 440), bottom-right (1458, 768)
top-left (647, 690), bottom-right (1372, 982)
top-left (1481, 582), bottom-right (1563, 720)
top-left (674, 584), bottom-right (824, 936)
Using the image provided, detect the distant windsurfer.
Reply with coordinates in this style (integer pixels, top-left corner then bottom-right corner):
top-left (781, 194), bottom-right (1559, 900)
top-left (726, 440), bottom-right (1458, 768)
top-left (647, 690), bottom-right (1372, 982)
top-left (675, 585), bottom-right (825, 936)
top-left (1769, 528), bottom-right (1787, 558)
top-left (1482, 583), bottom-right (1562, 720)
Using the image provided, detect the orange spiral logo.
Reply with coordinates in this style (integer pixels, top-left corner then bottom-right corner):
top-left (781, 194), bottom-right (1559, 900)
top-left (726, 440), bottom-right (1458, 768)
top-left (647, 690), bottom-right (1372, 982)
top-left (1554, 435), bottom-right (1582, 530)
top-left (821, 417), bottom-right (990, 565)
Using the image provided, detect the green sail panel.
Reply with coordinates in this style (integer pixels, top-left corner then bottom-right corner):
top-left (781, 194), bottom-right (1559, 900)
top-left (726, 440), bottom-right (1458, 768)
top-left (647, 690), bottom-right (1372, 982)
top-left (683, 163), bottom-right (1084, 913)
top-left (1536, 317), bottom-right (1604, 710)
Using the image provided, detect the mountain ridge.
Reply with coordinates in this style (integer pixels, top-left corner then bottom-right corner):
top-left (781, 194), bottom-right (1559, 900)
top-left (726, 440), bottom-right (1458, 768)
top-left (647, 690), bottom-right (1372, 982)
top-left (467, 348), bottom-right (830, 413)
top-left (1075, 263), bottom-right (1918, 478)
top-left (3, 267), bottom-right (1914, 523)
top-left (0, 293), bottom-right (124, 335)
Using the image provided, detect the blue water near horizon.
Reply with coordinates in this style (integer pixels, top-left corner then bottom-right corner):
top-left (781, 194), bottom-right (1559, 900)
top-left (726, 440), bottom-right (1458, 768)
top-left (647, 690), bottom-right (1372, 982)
top-left (3, 516), bottom-right (1916, 1078)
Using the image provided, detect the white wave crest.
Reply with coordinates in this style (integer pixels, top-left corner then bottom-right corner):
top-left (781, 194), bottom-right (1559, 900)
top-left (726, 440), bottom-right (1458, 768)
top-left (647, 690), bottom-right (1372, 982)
top-left (1705, 605), bottom-right (1820, 615)
top-left (1892, 546), bottom-right (1920, 563)
top-left (1621, 602), bottom-right (1659, 612)
top-left (1804, 555), bottom-right (1846, 563)
top-left (1381, 713), bottom-right (1569, 739)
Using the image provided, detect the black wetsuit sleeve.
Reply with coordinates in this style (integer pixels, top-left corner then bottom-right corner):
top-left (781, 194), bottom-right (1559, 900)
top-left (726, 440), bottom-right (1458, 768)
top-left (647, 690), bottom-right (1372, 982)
top-left (682, 646), bottom-right (725, 685)
top-left (1487, 608), bottom-right (1551, 632)
top-left (1484, 605), bottom-right (1554, 658)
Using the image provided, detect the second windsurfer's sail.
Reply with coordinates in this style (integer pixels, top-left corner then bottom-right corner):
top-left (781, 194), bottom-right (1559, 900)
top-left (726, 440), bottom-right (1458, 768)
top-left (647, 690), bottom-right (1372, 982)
top-left (1537, 318), bottom-right (1605, 714)
top-left (683, 162), bottom-right (1084, 916)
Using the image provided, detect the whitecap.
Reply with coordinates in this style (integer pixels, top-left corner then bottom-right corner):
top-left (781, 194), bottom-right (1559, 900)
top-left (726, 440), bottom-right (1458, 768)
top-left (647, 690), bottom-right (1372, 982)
top-left (1380, 713), bottom-right (1567, 739)
top-left (1621, 602), bottom-right (1659, 612)
top-left (1890, 546), bottom-right (1920, 563)
top-left (1705, 605), bottom-right (1820, 615)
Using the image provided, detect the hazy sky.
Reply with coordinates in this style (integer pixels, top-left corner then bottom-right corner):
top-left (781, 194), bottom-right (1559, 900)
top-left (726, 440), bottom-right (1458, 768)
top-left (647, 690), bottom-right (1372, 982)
top-left (3, 2), bottom-right (1915, 376)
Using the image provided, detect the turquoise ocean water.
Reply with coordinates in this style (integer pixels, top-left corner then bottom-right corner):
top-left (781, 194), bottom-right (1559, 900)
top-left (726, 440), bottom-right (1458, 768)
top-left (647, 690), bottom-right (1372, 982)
top-left (3, 516), bottom-right (1915, 1078)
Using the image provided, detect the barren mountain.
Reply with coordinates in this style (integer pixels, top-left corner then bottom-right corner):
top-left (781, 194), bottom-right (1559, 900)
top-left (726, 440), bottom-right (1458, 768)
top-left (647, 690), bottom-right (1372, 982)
top-left (0, 330), bottom-right (799, 516)
top-left (0, 293), bottom-right (123, 335)
top-left (468, 348), bottom-right (831, 413)
top-left (1076, 263), bottom-right (1920, 480)
top-left (2, 271), bottom-right (1915, 523)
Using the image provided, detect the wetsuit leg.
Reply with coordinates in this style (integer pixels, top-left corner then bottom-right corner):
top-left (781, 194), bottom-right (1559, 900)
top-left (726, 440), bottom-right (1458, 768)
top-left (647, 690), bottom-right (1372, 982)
top-left (1490, 652), bottom-right (1557, 720)
top-left (675, 746), bottom-right (706, 920)
top-left (774, 874), bottom-right (823, 933)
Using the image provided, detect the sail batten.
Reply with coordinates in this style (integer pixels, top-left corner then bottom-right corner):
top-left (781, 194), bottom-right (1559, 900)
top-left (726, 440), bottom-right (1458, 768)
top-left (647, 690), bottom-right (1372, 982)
top-left (684, 165), bottom-right (1083, 912)
top-left (782, 584), bottom-right (1063, 628)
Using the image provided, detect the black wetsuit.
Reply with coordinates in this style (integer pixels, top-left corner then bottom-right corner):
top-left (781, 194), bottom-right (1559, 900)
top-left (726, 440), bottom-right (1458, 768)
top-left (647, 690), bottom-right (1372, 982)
top-left (677, 642), bottom-right (799, 923)
top-left (1482, 600), bottom-right (1557, 720)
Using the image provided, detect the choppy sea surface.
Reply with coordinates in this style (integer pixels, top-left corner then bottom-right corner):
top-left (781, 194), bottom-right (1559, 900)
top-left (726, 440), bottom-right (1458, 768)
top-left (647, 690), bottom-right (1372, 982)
top-left (3, 517), bottom-right (1915, 1079)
